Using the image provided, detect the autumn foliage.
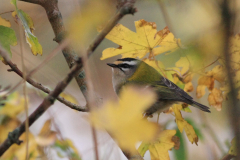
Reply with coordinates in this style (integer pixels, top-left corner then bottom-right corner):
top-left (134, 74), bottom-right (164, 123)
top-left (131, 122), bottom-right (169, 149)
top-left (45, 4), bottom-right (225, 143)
top-left (0, 0), bottom-right (239, 160)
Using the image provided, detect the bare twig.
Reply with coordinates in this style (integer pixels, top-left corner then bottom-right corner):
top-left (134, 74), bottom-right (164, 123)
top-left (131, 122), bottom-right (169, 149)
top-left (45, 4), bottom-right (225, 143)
top-left (158, 0), bottom-right (174, 33)
top-left (19, 0), bottom-right (137, 102)
top-left (20, 0), bottom-right (88, 98)
top-left (221, 154), bottom-right (236, 160)
top-left (0, 56), bottom-right (84, 156)
top-left (221, 1), bottom-right (240, 160)
top-left (199, 111), bottom-right (225, 153)
top-left (86, 2), bottom-right (136, 58)
top-left (0, 48), bottom-right (88, 112)
top-left (18, 20), bottom-right (29, 160)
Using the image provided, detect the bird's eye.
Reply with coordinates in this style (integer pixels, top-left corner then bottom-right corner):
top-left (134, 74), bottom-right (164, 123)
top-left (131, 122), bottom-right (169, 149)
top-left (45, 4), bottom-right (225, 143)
top-left (120, 64), bottom-right (130, 68)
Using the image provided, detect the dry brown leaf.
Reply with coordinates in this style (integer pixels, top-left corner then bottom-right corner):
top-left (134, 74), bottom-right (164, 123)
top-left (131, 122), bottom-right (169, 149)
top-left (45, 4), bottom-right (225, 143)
top-left (208, 88), bottom-right (223, 111)
top-left (198, 75), bottom-right (214, 91)
top-left (196, 85), bottom-right (206, 98)
top-left (210, 65), bottom-right (226, 83)
top-left (183, 74), bottom-right (194, 83)
top-left (184, 82), bottom-right (193, 92)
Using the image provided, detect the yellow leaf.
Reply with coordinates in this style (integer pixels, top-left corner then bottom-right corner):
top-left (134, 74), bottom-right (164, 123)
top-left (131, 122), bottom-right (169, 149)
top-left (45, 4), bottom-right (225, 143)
top-left (173, 105), bottom-right (198, 145)
top-left (196, 85), bottom-right (206, 98)
top-left (0, 92), bottom-right (27, 118)
top-left (198, 75), bottom-right (214, 91)
top-left (148, 130), bottom-right (177, 160)
top-left (12, 9), bottom-right (42, 56)
top-left (210, 65), bottom-right (226, 83)
top-left (175, 57), bottom-right (190, 75)
top-left (101, 20), bottom-right (179, 60)
top-left (35, 119), bottom-right (57, 146)
top-left (60, 93), bottom-right (78, 105)
top-left (0, 119), bottom-right (20, 143)
top-left (90, 86), bottom-right (159, 153)
top-left (2, 132), bottom-right (40, 160)
top-left (36, 131), bottom-right (57, 146)
top-left (68, 1), bottom-right (113, 51)
top-left (144, 59), bottom-right (165, 76)
top-left (208, 88), bottom-right (223, 111)
top-left (184, 82), bottom-right (193, 92)
top-left (0, 16), bottom-right (11, 27)
top-left (183, 74), bottom-right (194, 83)
top-left (14, 133), bottom-right (39, 160)
top-left (228, 137), bottom-right (237, 156)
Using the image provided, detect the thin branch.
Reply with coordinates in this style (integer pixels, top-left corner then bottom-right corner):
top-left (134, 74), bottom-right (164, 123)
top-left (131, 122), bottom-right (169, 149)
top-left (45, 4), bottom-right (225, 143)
top-left (0, 56), bottom-right (84, 156)
top-left (221, 1), bottom-right (240, 160)
top-left (221, 154), bottom-right (236, 160)
top-left (199, 111), bottom-right (225, 153)
top-left (0, 48), bottom-right (88, 112)
top-left (86, 2), bottom-right (137, 58)
top-left (20, 0), bottom-right (88, 98)
top-left (18, 19), bottom-right (29, 160)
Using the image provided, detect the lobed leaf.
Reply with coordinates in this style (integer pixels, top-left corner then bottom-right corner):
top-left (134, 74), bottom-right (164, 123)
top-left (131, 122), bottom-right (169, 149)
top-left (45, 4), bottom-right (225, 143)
top-left (173, 104), bottom-right (198, 145)
top-left (148, 130), bottom-right (178, 160)
top-left (90, 86), bottom-right (159, 153)
top-left (101, 20), bottom-right (180, 60)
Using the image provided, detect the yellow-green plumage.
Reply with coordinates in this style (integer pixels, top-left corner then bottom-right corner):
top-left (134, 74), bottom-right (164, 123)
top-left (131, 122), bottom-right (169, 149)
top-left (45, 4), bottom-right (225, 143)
top-left (107, 58), bottom-right (210, 115)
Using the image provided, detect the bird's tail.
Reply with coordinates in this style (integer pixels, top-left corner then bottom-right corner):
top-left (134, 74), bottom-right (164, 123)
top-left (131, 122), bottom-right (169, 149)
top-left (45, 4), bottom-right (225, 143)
top-left (192, 101), bottom-right (211, 113)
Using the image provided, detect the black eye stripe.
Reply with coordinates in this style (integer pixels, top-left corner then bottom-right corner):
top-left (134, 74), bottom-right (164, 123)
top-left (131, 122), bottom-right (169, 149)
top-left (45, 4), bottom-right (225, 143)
top-left (118, 63), bottom-right (133, 68)
top-left (117, 58), bottom-right (137, 61)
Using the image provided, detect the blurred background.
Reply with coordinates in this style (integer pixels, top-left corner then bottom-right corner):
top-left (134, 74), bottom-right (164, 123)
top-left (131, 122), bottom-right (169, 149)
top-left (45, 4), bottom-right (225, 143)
top-left (0, 0), bottom-right (237, 159)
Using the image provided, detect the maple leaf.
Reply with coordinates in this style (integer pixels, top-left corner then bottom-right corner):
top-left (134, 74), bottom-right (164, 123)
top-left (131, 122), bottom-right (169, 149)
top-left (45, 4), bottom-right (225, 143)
top-left (173, 104), bottom-right (198, 145)
top-left (144, 59), bottom-right (165, 76)
top-left (90, 86), bottom-right (159, 153)
top-left (208, 88), bottom-right (223, 111)
top-left (138, 130), bottom-right (179, 160)
top-left (101, 19), bottom-right (180, 60)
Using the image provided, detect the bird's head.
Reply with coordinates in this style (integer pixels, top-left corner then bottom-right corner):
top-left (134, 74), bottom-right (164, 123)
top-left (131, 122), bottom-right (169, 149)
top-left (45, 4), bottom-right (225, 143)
top-left (107, 58), bottom-right (140, 81)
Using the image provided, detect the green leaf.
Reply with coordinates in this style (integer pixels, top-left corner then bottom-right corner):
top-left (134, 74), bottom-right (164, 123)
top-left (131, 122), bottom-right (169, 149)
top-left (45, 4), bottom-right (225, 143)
top-left (182, 106), bottom-right (192, 113)
top-left (228, 137), bottom-right (237, 156)
top-left (11, 0), bottom-right (42, 56)
top-left (173, 129), bottom-right (187, 160)
top-left (137, 142), bottom-right (150, 157)
top-left (0, 26), bottom-right (17, 59)
top-left (53, 139), bottom-right (81, 160)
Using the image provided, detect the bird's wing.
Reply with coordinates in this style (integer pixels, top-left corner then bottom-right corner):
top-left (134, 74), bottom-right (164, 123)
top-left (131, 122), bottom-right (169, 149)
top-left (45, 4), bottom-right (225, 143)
top-left (153, 77), bottom-right (193, 101)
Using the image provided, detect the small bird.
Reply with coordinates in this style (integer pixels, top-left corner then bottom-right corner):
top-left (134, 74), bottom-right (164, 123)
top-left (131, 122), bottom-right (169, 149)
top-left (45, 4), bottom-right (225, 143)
top-left (107, 58), bottom-right (210, 115)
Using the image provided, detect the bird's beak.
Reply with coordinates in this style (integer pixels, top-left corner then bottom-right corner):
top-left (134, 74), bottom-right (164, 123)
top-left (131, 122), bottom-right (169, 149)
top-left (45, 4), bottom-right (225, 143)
top-left (107, 63), bottom-right (118, 68)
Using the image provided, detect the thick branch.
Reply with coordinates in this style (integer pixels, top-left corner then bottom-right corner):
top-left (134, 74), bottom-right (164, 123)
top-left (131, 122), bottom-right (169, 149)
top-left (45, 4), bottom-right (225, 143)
top-left (221, 1), bottom-right (240, 159)
top-left (0, 56), bottom-right (83, 156)
top-left (19, 0), bottom-right (137, 99)
top-left (20, 0), bottom-right (87, 98)
top-left (0, 49), bottom-right (88, 112)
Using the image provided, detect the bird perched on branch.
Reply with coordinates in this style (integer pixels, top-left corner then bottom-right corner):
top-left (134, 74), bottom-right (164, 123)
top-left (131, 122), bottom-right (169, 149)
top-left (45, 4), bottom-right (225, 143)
top-left (107, 58), bottom-right (210, 116)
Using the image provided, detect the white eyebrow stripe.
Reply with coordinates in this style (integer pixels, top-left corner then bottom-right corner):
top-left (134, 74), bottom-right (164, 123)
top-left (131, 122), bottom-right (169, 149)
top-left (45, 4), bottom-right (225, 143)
top-left (123, 61), bottom-right (137, 65)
